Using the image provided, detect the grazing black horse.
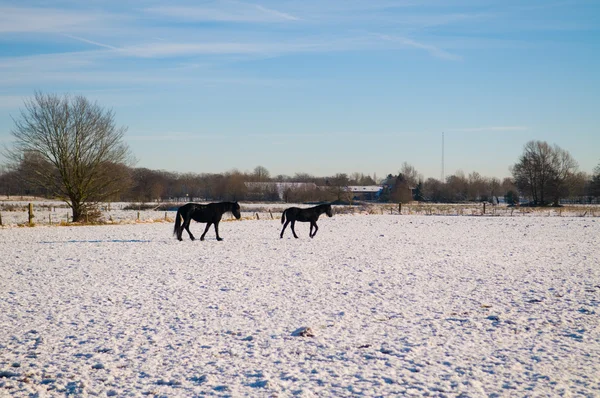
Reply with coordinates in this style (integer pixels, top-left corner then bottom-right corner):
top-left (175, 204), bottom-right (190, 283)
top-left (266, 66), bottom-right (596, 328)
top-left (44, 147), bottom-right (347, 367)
top-left (280, 203), bottom-right (333, 239)
top-left (173, 202), bottom-right (241, 241)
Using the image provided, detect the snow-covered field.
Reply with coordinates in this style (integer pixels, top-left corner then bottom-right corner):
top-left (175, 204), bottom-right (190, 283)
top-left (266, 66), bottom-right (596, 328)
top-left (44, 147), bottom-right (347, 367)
top-left (1, 214), bottom-right (599, 397)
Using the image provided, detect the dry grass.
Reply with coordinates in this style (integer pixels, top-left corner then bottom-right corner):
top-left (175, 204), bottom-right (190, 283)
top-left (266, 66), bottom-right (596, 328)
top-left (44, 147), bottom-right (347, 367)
top-left (325, 203), bottom-right (599, 218)
top-left (1, 202), bottom-right (599, 229)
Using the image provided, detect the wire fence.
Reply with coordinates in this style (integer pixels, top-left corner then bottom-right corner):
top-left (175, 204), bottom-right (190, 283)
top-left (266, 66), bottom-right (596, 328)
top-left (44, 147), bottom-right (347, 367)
top-left (1, 200), bottom-right (598, 227)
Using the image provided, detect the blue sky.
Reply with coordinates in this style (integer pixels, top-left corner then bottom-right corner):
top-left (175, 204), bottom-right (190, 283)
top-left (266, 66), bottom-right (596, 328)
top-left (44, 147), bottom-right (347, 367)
top-left (0, 0), bottom-right (598, 181)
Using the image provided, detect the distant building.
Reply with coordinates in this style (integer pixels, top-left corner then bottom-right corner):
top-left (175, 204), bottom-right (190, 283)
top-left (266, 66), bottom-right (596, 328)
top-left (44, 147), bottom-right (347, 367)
top-left (345, 186), bottom-right (383, 201)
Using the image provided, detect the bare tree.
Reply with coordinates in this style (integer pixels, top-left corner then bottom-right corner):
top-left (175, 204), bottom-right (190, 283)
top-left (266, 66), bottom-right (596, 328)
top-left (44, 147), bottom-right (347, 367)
top-left (349, 172), bottom-right (376, 186)
top-left (252, 165), bottom-right (271, 182)
top-left (0, 166), bottom-right (23, 198)
top-left (548, 146), bottom-right (579, 206)
top-left (511, 140), bottom-right (578, 206)
top-left (422, 177), bottom-right (445, 202)
top-left (390, 174), bottom-right (413, 203)
top-left (292, 172), bottom-right (315, 183)
top-left (590, 162), bottom-right (600, 199)
top-left (283, 184), bottom-right (325, 203)
top-left (488, 177), bottom-right (501, 204)
top-left (466, 172), bottom-right (485, 201)
top-left (130, 168), bottom-right (167, 202)
top-left (327, 173), bottom-right (351, 202)
top-left (446, 171), bottom-right (468, 202)
top-left (215, 169), bottom-right (247, 201)
top-left (567, 172), bottom-right (588, 202)
top-left (400, 162), bottom-right (421, 188)
top-left (3, 92), bottom-right (133, 222)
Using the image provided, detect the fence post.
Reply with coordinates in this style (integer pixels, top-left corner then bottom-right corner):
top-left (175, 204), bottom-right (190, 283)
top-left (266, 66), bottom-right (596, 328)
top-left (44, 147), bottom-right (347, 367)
top-left (399, 203), bottom-right (402, 215)
top-left (165, 212), bottom-right (168, 221)
top-left (256, 213), bottom-right (260, 220)
top-left (482, 202), bottom-right (486, 215)
top-left (269, 210), bottom-right (273, 219)
top-left (49, 214), bottom-right (52, 225)
top-left (28, 203), bottom-right (34, 226)
top-left (137, 211), bottom-right (140, 221)
top-left (0, 212), bottom-right (2, 226)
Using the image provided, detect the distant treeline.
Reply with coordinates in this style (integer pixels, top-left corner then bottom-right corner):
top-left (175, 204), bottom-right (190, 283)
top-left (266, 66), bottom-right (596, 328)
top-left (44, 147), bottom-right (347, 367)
top-left (1, 160), bottom-right (599, 205)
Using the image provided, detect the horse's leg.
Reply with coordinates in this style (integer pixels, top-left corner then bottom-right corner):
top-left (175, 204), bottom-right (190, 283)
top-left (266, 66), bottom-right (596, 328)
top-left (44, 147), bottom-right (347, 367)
top-left (177, 221), bottom-right (183, 241)
top-left (310, 222), bottom-right (319, 238)
top-left (183, 217), bottom-right (195, 241)
top-left (200, 222), bottom-right (212, 241)
top-left (280, 220), bottom-right (290, 238)
top-left (291, 220), bottom-right (299, 239)
top-left (214, 221), bottom-right (223, 241)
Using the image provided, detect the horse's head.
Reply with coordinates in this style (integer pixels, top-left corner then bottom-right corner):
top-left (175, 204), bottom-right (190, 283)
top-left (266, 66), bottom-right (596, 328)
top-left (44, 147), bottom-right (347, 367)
top-left (232, 202), bottom-right (242, 219)
top-left (325, 204), bottom-right (333, 217)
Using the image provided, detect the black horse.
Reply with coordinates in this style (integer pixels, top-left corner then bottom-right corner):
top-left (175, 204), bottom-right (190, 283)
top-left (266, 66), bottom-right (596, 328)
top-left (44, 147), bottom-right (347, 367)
top-left (173, 202), bottom-right (241, 241)
top-left (280, 203), bottom-right (333, 239)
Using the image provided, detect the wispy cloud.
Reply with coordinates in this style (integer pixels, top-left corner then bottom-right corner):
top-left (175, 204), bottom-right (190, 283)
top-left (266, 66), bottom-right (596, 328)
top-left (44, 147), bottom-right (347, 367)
top-left (0, 51), bottom-right (102, 73)
top-left (62, 34), bottom-right (119, 50)
top-left (0, 6), bottom-right (119, 34)
top-left (0, 47), bottom-right (300, 89)
top-left (130, 130), bottom-right (425, 141)
top-left (377, 34), bottom-right (461, 60)
top-left (392, 12), bottom-right (492, 29)
top-left (127, 133), bottom-right (230, 142)
top-left (112, 37), bottom-right (351, 58)
top-left (448, 126), bottom-right (529, 133)
top-left (145, 1), bottom-right (298, 23)
top-left (115, 42), bottom-right (270, 58)
top-left (252, 3), bottom-right (298, 21)
top-left (247, 131), bottom-right (424, 139)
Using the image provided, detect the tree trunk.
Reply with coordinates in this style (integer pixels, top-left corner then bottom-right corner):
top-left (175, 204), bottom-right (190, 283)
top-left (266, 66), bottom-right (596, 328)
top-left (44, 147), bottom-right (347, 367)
top-left (71, 202), bottom-right (83, 223)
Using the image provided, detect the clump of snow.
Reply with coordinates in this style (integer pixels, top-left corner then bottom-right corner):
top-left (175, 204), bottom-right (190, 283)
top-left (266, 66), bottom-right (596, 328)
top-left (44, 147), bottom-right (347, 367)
top-left (0, 214), bottom-right (599, 396)
top-left (292, 327), bottom-right (316, 337)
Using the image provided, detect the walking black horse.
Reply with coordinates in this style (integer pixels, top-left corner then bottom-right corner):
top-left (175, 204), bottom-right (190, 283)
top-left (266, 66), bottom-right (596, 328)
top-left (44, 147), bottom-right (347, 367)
top-left (173, 202), bottom-right (241, 241)
top-left (280, 203), bottom-right (333, 239)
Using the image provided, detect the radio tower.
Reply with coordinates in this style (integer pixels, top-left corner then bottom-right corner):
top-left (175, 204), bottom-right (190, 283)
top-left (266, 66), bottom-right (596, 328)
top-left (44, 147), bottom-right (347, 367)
top-left (441, 132), bottom-right (445, 182)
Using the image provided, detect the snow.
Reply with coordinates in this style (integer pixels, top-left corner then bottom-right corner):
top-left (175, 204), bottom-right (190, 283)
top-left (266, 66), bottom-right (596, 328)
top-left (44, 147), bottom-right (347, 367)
top-left (1, 214), bottom-right (599, 396)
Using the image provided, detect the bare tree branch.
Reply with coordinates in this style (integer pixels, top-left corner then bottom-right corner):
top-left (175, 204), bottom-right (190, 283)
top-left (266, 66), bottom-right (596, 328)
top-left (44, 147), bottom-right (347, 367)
top-left (3, 92), bottom-right (134, 222)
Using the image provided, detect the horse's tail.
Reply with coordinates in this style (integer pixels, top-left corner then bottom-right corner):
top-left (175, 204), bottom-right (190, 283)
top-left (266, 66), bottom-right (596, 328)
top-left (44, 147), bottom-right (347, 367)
top-left (281, 210), bottom-right (286, 224)
top-left (173, 208), bottom-right (183, 238)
